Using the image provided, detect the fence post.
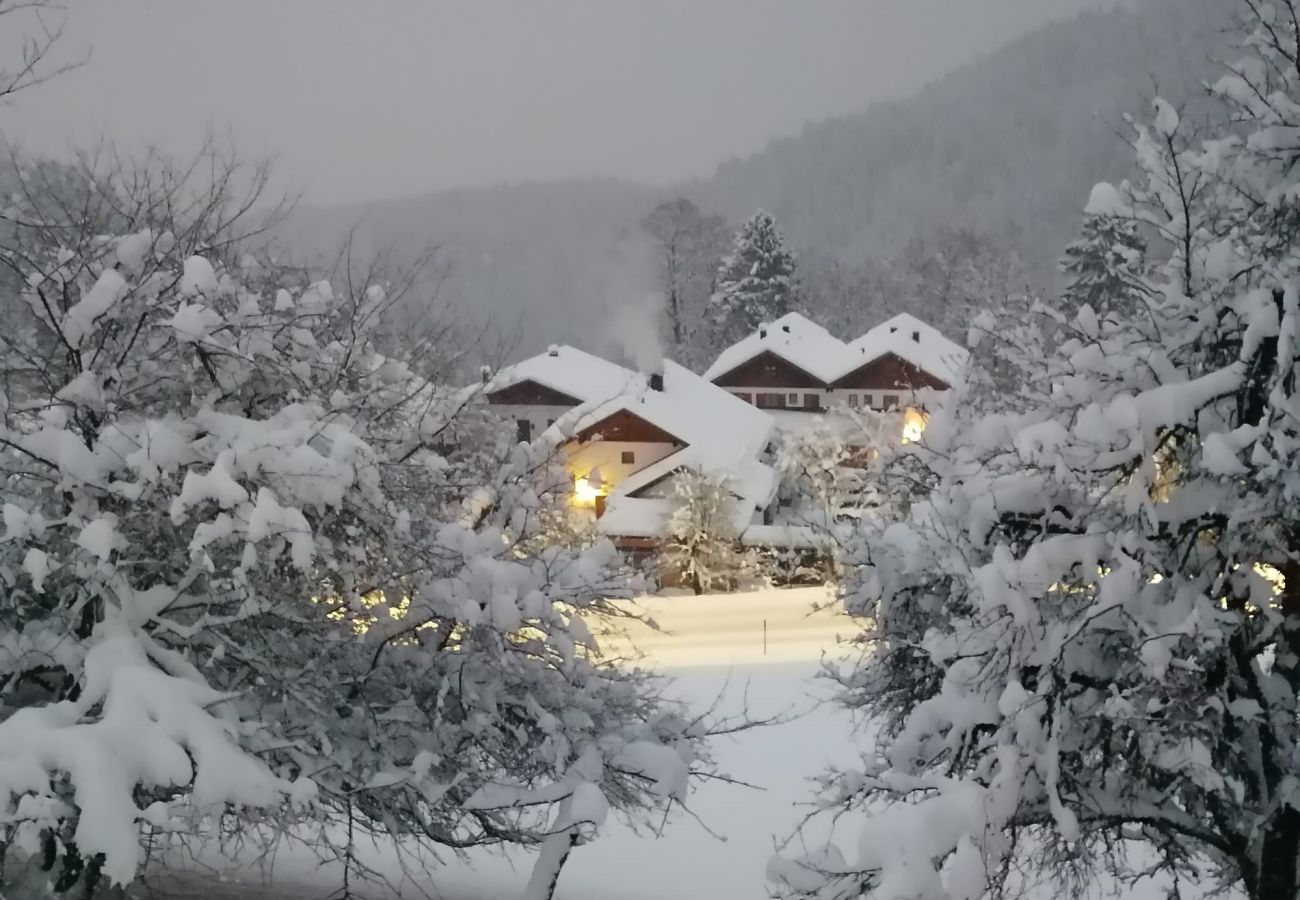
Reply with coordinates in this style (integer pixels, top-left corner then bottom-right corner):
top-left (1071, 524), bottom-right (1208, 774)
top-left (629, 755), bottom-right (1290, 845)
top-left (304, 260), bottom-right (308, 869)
top-left (763, 618), bottom-right (768, 656)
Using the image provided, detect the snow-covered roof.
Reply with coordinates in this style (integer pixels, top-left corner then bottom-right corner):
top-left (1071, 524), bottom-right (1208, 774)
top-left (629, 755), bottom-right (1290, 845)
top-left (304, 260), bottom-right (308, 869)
top-left (702, 312), bottom-right (856, 385)
top-left (844, 313), bottom-right (969, 386)
top-left (549, 360), bottom-right (777, 540)
top-left (486, 345), bottom-right (642, 405)
top-left (568, 361), bottom-right (773, 475)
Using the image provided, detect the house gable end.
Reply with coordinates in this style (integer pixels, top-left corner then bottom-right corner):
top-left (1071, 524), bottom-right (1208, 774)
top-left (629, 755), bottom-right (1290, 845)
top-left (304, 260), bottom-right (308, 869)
top-left (487, 380), bottom-right (583, 407)
top-left (711, 350), bottom-right (825, 389)
top-left (575, 408), bottom-right (684, 445)
top-left (832, 352), bottom-right (948, 391)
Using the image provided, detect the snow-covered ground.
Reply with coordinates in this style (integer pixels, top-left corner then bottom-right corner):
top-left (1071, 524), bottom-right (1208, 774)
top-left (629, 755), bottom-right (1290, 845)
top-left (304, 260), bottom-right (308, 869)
top-left (157, 657), bottom-right (853, 899)
top-left (152, 588), bottom-right (859, 899)
top-left (149, 588), bottom-right (1192, 900)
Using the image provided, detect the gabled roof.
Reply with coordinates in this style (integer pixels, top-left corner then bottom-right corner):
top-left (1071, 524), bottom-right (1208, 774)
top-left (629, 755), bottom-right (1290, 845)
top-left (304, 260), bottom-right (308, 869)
top-left (486, 345), bottom-right (642, 405)
top-left (547, 360), bottom-right (778, 540)
top-left (844, 313), bottom-right (969, 386)
top-left (565, 361), bottom-right (773, 473)
top-left (702, 312), bottom-right (856, 385)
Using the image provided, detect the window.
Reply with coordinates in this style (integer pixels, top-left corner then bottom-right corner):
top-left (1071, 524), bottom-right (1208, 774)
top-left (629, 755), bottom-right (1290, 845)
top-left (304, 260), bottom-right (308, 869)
top-left (883, 394), bottom-right (900, 410)
top-left (516, 419), bottom-right (532, 443)
top-left (736, 392), bottom-right (752, 404)
top-left (862, 393), bottom-right (873, 409)
top-left (804, 393), bottom-right (820, 410)
top-left (787, 392), bottom-right (799, 405)
top-left (848, 393), bottom-right (859, 408)
top-left (621, 451), bottom-right (636, 464)
top-left (756, 392), bottom-right (786, 409)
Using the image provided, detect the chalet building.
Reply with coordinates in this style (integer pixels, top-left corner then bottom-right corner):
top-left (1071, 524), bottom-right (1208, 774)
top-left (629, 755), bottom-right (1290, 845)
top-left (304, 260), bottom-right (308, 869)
top-left (482, 345), bottom-right (643, 446)
top-left (703, 311), bottom-right (968, 444)
top-left (478, 346), bottom-right (778, 548)
top-left (702, 313), bottom-right (852, 412)
top-left (834, 313), bottom-right (966, 412)
top-left (568, 361), bottom-right (778, 547)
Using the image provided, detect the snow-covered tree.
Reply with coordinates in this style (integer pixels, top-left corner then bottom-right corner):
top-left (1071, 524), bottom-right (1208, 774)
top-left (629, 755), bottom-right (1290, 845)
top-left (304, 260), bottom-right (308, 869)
top-left (0, 0), bottom-right (77, 103)
top-left (1059, 211), bottom-right (1151, 318)
top-left (661, 470), bottom-right (752, 595)
top-left (641, 198), bottom-right (729, 365)
top-left (709, 210), bottom-right (797, 347)
top-left (0, 154), bottom-right (711, 899)
top-left (774, 9), bottom-right (1300, 900)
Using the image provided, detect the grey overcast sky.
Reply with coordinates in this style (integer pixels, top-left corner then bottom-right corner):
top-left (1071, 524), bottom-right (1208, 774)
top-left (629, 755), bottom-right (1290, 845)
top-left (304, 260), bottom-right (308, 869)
top-left (3, 0), bottom-right (1117, 205)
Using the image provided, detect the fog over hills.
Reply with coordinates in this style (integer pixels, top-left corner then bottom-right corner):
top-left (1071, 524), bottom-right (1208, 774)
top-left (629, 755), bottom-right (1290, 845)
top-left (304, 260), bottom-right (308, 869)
top-left (280, 0), bottom-right (1229, 365)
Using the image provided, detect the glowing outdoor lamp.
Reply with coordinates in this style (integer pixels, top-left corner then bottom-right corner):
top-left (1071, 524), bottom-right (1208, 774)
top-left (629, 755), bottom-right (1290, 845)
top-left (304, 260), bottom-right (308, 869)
top-left (573, 468), bottom-right (606, 506)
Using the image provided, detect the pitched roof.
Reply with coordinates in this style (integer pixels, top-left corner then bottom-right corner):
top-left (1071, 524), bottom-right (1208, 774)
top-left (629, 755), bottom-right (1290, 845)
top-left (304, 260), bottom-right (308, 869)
top-left (844, 313), bottom-right (969, 386)
top-left (702, 312), bottom-right (856, 385)
top-left (486, 345), bottom-right (642, 405)
top-left (548, 360), bottom-right (778, 540)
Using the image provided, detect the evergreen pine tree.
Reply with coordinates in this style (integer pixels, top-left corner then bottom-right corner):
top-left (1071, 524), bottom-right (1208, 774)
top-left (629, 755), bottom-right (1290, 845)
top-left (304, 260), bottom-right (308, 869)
top-left (710, 210), bottom-right (797, 346)
top-left (1059, 211), bottom-right (1150, 317)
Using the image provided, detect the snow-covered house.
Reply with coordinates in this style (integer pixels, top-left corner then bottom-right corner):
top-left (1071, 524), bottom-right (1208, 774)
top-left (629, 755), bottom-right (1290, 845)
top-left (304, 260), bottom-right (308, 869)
top-left (835, 313), bottom-right (968, 411)
top-left (704, 311), bottom-right (969, 444)
top-left (482, 344), bottom-right (643, 444)
top-left (480, 347), bottom-right (779, 546)
top-left (564, 361), bottom-right (779, 546)
top-left (702, 312), bottom-right (854, 411)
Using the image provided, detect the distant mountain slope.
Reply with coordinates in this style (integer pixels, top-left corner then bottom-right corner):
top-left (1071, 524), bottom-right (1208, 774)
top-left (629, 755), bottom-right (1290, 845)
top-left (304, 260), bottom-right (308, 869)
top-left (692, 0), bottom-right (1226, 271)
top-left (281, 0), bottom-right (1229, 361)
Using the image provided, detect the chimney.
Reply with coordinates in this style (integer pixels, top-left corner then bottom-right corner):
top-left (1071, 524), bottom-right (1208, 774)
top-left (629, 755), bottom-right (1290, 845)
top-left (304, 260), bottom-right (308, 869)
top-left (647, 358), bottom-right (665, 392)
top-left (547, 344), bottom-right (559, 358)
top-left (759, 327), bottom-right (767, 338)
top-left (912, 330), bottom-right (920, 343)
top-left (479, 365), bottom-right (492, 384)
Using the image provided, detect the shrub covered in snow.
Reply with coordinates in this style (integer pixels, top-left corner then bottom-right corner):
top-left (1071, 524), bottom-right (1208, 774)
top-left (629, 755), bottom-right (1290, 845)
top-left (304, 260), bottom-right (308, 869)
top-left (775, 8), bottom-right (1300, 900)
top-left (0, 169), bottom-right (707, 897)
top-left (661, 470), bottom-right (754, 595)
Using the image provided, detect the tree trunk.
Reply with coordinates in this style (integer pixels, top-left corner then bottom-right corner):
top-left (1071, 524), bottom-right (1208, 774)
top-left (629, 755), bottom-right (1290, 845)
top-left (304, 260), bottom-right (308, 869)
top-left (1253, 807), bottom-right (1300, 900)
top-left (669, 286), bottom-right (682, 347)
top-left (521, 827), bottom-right (577, 900)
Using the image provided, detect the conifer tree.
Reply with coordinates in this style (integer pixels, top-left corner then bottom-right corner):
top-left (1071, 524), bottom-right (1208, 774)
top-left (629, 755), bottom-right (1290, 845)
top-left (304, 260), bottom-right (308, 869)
top-left (1059, 210), bottom-right (1151, 318)
top-left (710, 211), bottom-right (797, 346)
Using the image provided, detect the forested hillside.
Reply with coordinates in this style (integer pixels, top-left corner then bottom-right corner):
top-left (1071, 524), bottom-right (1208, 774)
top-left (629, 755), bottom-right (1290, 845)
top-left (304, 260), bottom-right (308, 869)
top-left (282, 0), bottom-right (1228, 360)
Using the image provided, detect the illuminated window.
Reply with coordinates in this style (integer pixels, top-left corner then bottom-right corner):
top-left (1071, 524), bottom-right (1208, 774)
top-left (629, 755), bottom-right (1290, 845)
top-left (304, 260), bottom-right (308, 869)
top-left (902, 408), bottom-right (929, 444)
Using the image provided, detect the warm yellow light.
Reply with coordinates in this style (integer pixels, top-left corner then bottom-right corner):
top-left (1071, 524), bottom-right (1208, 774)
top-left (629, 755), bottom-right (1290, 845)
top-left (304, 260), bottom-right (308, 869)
top-left (573, 475), bottom-right (602, 506)
top-left (1255, 563), bottom-right (1286, 595)
top-left (901, 407), bottom-right (929, 444)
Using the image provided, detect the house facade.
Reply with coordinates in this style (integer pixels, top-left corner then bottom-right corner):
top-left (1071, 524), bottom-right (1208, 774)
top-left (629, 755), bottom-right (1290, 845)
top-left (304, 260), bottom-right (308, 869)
top-left (703, 313), bottom-right (852, 412)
